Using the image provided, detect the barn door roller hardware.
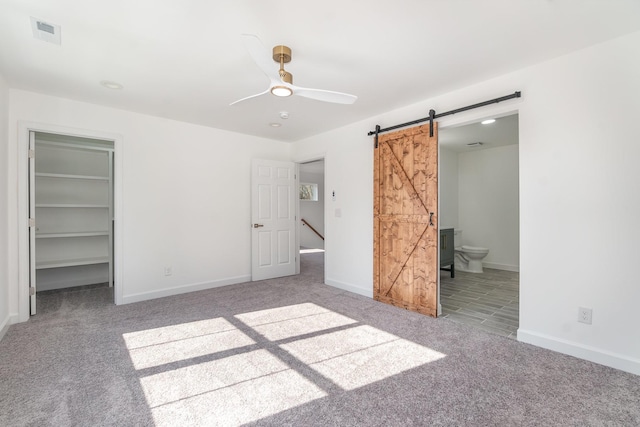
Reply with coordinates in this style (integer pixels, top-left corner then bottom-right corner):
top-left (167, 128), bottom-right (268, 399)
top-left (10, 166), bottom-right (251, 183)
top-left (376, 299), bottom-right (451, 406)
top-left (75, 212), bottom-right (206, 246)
top-left (368, 91), bottom-right (521, 147)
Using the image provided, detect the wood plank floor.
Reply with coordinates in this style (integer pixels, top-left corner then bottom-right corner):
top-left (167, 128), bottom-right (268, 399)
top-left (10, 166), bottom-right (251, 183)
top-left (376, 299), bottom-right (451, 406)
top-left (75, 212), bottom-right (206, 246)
top-left (440, 268), bottom-right (519, 339)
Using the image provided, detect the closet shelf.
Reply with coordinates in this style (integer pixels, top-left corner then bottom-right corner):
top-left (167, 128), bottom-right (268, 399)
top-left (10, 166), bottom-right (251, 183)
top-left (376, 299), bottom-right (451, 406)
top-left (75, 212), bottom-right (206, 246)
top-left (36, 172), bottom-right (109, 181)
top-left (36, 256), bottom-right (110, 269)
top-left (36, 231), bottom-right (109, 239)
top-left (35, 204), bottom-right (109, 208)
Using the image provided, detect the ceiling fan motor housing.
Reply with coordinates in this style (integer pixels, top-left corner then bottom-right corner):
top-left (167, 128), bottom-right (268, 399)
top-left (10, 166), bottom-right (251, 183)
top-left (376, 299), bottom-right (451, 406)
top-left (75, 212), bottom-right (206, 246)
top-left (272, 45), bottom-right (291, 63)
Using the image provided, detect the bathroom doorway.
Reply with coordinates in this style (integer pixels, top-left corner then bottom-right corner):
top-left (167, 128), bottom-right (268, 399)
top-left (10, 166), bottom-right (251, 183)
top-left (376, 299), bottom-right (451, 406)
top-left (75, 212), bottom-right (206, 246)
top-left (438, 113), bottom-right (520, 338)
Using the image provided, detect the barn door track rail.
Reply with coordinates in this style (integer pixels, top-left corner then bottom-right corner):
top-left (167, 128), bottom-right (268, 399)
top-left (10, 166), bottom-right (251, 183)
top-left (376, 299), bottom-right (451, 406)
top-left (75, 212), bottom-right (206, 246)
top-left (369, 91), bottom-right (521, 148)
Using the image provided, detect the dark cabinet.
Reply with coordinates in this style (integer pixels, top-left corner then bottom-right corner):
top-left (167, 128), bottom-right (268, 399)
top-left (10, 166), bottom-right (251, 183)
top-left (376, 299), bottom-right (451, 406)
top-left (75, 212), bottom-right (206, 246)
top-left (440, 228), bottom-right (455, 278)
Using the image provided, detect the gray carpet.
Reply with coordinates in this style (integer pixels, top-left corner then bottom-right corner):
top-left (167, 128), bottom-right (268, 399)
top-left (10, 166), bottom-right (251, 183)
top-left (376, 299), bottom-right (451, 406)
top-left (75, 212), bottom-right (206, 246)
top-left (1, 252), bottom-right (639, 426)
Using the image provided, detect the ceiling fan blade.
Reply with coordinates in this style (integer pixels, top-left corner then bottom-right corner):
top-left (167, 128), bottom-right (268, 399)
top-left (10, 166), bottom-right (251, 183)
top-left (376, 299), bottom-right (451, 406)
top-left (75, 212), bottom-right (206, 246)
top-left (241, 34), bottom-right (281, 82)
top-left (229, 88), bottom-right (270, 106)
top-left (294, 86), bottom-right (358, 104)
top-left (236, 34), bottom-right (358, 106)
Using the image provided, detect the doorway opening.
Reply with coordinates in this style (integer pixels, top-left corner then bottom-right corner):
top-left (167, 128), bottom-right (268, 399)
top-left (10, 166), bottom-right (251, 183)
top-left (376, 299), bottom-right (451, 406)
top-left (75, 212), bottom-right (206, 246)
top-left (28, 131), bottom-right (115, 315)
top-left (438, 113), bottom-right (520, 338)
top-left (298, 159), bottom-right (325, 279)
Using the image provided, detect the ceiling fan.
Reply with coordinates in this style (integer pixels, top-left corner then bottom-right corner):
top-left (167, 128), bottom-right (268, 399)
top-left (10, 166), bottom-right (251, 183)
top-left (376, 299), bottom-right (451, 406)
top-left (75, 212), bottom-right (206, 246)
top-left (230, 34), bottom-right (358, 106)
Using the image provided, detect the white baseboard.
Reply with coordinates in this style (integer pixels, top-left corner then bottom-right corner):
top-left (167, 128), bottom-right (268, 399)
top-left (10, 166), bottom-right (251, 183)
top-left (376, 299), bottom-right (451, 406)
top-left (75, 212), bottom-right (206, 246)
top-left (120, 275), bottom-right (252, 305)
top-left (484, 262), bottom-right (519, 272)
top-left (0, 315), bottom-right (11, 342)
top-left (325, 278), bottom-right (373, 298)
top-left (518, 329), bottom-right (640, 376)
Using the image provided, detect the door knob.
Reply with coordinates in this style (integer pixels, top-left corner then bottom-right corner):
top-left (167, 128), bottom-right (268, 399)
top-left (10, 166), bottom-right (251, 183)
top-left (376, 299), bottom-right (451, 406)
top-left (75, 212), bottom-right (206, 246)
top-left (253, 224), bottom-right (264, 228)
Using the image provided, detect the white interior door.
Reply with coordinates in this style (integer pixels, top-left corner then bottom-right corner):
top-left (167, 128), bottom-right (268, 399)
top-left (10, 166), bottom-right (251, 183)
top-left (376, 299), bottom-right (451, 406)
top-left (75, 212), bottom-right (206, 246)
top-left (251, 159), bottom-right (296, 281)
top-left (28, 131), bottom-right (36, 315)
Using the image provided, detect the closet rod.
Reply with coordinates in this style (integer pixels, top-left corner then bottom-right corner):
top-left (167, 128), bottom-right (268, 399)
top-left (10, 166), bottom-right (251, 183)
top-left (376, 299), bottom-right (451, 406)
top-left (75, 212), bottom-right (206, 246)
top-left (368, 91), bottom-right (521, 146)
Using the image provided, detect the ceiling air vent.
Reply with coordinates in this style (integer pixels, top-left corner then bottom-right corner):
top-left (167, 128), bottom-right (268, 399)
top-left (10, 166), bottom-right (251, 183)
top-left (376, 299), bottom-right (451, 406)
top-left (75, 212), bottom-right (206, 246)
top-left (30, 17), bottom-right (61, 45)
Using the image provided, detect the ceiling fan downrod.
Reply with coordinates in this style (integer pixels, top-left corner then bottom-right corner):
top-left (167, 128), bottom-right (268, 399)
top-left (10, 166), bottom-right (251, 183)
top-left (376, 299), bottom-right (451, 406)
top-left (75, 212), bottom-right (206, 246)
top-left (273, 45), bottom-right (293, 84)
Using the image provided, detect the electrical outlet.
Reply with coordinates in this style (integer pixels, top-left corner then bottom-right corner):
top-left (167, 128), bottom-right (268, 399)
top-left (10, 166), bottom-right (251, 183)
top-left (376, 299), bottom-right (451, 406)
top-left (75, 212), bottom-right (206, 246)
top-left (578, 307), bottom-right (592, 324)
top-left (164, 266), bottom-right (172, 276)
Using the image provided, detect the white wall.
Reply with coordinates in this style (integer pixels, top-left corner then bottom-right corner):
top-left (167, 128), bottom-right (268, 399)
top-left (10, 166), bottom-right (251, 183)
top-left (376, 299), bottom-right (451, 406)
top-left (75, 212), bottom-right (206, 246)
top-left (458, 144), bottom-right (519, 271)
top-left (0, 74), bottom-right (9, 339)
top-left (294, 126), bottom-right (373, 297)
top-left (293, 30), bottom-right (640, 375)
top-left (299, 169), bottom-right (325, 250)
top-left (6, 90), bottom-right (291, 319)
top-left (438, 147), bottom-right (458, 229)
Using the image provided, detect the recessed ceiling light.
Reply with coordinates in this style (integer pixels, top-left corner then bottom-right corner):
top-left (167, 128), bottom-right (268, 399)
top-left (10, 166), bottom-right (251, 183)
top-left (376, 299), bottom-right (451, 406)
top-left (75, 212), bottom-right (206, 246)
top-left (481, 119), bottom-right (496, 125)
top-left (100, 80), bottom-right (123, 90)
top-left (269, 122), bottom-right (282, 127)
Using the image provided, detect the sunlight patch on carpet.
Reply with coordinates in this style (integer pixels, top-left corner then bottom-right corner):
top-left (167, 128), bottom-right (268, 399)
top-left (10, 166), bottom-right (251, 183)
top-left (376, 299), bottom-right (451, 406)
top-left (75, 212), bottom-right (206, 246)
top-left (282, 325), bottom-right (446, 390)
top-left (235, 302), bottom-right (329, 325)
top-left (123, 303), bottom-right (445, 424)
top-left (123, 318), bottom-right (239, 349)
top-left (141, 349), bottom-right (326, 426)
top-left (235, 303), bottom-right (356, 341)
top-left (123, 318), bottom-right (255, 369)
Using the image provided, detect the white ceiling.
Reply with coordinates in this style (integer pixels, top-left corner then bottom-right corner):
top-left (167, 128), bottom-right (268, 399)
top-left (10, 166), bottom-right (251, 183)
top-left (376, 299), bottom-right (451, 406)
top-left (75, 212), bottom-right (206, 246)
top-left (440, 114), bottom-right (518, 153)
top-left (1, 0), bottom-right (639, 142)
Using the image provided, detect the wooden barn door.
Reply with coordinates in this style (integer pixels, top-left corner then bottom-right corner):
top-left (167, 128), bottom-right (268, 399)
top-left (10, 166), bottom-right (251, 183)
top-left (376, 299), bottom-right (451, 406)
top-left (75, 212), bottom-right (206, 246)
top-left (374, 123), bottom-right (438, 317)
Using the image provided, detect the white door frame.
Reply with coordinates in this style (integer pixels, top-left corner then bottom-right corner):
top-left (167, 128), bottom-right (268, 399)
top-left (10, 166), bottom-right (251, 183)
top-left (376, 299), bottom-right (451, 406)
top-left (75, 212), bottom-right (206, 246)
top-left (294, 152), bottom-right (327, 278)
top-left (16, 121), bottom-right (124, 322)
top-left (28, 131), bottom-right (36, 314)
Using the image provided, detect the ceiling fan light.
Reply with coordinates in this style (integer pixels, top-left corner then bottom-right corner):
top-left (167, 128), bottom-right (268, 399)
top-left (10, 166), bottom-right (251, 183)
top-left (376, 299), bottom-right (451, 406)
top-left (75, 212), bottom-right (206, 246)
top-left (271, 86), bottom-right (293, 97)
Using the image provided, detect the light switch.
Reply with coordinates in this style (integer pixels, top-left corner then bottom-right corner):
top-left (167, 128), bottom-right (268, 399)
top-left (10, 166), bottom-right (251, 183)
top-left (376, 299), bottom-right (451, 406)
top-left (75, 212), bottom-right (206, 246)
top-left (335, 208), bottom-right (342, 217)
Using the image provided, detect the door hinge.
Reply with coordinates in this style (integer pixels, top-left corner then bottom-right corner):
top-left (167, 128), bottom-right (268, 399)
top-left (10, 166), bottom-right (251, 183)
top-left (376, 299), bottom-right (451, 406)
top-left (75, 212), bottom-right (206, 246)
top-left (29, 287), bottom-right (35, 296)
top-left (29, 218), bottom-right (36, 227)
top-left (28, 149), bottom-right (35, 159)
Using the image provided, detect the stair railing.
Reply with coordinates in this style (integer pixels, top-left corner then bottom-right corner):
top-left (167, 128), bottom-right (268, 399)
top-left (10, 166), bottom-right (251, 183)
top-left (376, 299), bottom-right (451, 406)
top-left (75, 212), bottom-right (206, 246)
top-left (301, 218), bottom-right (324, 241)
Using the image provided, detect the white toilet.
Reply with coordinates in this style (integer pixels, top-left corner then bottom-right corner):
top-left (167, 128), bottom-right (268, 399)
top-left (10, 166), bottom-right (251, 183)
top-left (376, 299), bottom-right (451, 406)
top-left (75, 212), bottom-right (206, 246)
top-left (454, 230), bottom-right (489, 273)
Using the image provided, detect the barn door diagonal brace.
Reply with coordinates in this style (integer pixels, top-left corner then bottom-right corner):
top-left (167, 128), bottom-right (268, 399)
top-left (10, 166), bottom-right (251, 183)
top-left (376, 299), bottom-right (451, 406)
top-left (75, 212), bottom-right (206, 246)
top-left (368, 91), bottom-right (521, 139)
